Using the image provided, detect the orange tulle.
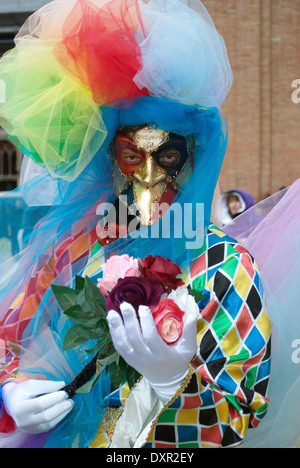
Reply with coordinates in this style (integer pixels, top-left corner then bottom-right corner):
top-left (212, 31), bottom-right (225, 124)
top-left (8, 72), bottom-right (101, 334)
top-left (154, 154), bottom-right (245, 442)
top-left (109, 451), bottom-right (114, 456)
top-left (53, 0), bottom-right (149, 107)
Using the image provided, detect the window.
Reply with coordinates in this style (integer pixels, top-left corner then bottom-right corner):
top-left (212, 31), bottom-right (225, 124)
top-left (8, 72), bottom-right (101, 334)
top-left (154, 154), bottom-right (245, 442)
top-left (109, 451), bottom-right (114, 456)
top-left (0, 140), bottom-right (22, 191)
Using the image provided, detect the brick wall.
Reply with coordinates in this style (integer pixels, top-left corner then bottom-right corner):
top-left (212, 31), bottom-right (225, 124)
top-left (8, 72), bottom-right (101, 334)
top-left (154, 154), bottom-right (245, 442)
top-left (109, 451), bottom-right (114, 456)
top-left (1, 1), bottom-right (299, 199)
top-left (203, 0), bottom-right (300, 201)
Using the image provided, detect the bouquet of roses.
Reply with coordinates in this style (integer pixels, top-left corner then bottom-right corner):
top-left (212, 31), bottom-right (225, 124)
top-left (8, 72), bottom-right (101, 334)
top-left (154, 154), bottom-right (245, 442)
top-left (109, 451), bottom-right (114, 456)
top-left (52, 254), bottom-right (202, 396)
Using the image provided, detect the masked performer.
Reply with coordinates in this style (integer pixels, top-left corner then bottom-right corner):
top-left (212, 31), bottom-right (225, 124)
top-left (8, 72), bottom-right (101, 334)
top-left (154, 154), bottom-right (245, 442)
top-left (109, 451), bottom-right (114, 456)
top-left (0, 0), bottom-right (271, 448)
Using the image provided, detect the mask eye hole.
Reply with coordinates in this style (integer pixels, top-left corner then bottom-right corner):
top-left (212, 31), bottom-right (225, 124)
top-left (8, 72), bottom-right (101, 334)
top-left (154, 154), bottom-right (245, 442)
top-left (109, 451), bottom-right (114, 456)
top-left (157, 149), bottom-right (181, 167)
top-left (121, 150), bottom-right (144, 165)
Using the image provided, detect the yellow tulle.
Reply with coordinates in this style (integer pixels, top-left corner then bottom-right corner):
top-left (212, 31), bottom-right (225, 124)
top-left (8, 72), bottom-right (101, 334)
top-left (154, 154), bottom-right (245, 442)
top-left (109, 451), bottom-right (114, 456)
top-left (0, 40), bottom-right (107, 181)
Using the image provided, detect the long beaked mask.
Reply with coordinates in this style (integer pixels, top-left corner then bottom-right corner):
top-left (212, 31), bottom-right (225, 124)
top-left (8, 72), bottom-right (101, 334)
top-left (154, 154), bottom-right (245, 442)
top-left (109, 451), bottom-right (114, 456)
top-left (111, 125), bottom-right (195, 226)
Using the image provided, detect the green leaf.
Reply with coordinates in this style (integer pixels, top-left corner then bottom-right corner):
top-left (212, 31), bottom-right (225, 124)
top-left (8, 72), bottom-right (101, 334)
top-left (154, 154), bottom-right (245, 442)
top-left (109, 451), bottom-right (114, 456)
top-left (84, 276), bottom-right (107, 317)
top-left (75, 359), bottom-right (105, 394)
top-left (75, 377), bottom-right (100, 394)
top-left (110, 357), bottom-right (127, 390)
top-left (85, 325), bottom-right (109, 341)
top-left (63, 304), bottom-right (90, 324)
top-left (98, 350), bottom-right (120, 369)
top-left (75, 277), bottom-right (107, 320)
top-left (75, 275), bottom-right (85, 292)
top-left (86, 341), bottom-right (103, 355)
top-left (54, 276), bottom-right (111, 359)
top-left (76, 288), bottom-right (91, 315)
top-left (63, 324), bottom-right (94, 351)
top-left (63, 322), bottom-right (109, 351)
top-left (83, 319), bottom-right (110, 344)
top-left (86, 317), bottom-right (109, 331)
top-left (76, 349), bottom-right (118, 394)
top-left (51, 284), bottom-right (78, 311)
top-left (86, 339), bottom-right (114, 356)
top-left (63, 317), bottom-right (111, 352)
top-left (126, 366), bottom-right (141, 389)
top-left (100, 341), bottom-right (115, 357)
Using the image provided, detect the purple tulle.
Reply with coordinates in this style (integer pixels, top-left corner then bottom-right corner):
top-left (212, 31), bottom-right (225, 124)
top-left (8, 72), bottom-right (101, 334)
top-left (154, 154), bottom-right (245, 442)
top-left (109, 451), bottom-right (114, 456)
top-left (224, 179), bottom-right (300, 448)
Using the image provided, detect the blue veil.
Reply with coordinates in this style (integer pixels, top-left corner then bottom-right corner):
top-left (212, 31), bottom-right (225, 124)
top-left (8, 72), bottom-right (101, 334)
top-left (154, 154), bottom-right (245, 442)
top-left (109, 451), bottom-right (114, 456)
top-left (0, 0), bottom-right (232, 448)
top-left (0, 97), bottom-right (228, 447)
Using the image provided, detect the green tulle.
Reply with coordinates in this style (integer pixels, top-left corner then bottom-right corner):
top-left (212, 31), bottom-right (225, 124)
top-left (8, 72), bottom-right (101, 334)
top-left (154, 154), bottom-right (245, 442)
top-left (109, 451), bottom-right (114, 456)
top-left (0, 41), bottom-right (107, 181)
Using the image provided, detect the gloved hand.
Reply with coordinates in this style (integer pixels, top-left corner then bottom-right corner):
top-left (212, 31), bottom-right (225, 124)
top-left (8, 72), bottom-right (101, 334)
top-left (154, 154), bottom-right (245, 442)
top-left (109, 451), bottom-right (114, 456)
top-left (107, 301), bottom-right (198, 404)
top-left (2, 380), bottom-right (74, 434)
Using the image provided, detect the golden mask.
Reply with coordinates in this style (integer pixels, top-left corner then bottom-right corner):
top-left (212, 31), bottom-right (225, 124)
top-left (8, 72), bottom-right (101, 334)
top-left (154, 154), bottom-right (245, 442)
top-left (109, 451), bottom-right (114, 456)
top-left (111, 125), bottom-right (194, 226)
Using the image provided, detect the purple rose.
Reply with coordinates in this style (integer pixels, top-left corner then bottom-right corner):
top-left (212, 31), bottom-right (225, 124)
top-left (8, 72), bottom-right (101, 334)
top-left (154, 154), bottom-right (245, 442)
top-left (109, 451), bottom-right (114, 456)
top-left (105, 277), bottom-right (164, 314)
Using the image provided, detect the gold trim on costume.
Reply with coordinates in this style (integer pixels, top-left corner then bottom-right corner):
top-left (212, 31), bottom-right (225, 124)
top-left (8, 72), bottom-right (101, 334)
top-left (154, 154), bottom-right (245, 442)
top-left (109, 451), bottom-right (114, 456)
top-left (140, 366), bottom-right (194, 447)
top-left (99, 407), bottom-right (122, 433)
top-left (108, 366), bottom-right (194, 447)
top-left (108, 375), bottom-right (143, 441)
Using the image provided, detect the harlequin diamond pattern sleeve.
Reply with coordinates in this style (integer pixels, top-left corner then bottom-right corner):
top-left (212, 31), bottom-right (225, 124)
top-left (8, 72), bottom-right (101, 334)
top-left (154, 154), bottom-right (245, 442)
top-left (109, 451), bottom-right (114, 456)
top-left (143, 227), bottom-right (271, 448)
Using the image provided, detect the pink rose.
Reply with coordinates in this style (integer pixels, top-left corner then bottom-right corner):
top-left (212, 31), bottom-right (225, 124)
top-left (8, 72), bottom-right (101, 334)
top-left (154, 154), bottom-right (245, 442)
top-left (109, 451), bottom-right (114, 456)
top-left (151, 298), bottom-right (185, 344)
top-left (97, 254), bottom-right (140, 296)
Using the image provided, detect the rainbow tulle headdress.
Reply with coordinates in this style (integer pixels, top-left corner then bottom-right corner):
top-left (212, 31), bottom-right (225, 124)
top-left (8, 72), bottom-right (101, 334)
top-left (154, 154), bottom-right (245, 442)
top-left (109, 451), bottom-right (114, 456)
top-left (0, 0), bottom-right (234, 268)
top-left (0, 0), bottom-right (233, 448)
top-left (0, 0), bottom-right (232, 182)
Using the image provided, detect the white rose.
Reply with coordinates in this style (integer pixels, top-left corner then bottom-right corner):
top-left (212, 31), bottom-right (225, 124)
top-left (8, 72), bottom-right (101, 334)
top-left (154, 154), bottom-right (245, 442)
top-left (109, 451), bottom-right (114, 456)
top-left (167, 286), bottom-right (199, 323)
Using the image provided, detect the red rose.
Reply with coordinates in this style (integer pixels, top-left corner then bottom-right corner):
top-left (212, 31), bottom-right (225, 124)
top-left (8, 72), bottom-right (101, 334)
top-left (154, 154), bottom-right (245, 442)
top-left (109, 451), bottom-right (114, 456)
top-left (151, 299), bottom-right (185, 344)
top-left (140, 255), bottom-right (184, 292)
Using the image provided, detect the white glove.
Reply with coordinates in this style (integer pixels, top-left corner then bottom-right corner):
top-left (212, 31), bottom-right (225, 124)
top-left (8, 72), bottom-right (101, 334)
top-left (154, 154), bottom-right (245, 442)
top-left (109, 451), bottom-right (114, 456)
top-left (2, 380), bottom-right (74, 434)
top-left (107, 301), bottom-right (198, 404)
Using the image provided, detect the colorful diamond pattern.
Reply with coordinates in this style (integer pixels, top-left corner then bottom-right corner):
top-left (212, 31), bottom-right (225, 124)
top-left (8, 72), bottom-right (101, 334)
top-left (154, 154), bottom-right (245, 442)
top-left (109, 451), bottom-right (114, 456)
top-left (144, 225), bottom-right (271, 448)
top-left (1, 222), bottom-right (271, 448)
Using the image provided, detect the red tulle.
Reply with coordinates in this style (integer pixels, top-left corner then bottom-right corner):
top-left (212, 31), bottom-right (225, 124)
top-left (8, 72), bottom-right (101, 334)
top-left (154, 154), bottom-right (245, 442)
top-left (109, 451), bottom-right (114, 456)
top-left (0, 403), bottom-right (16, 434)
top-left (53, 0), bottom-right (149, 107)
